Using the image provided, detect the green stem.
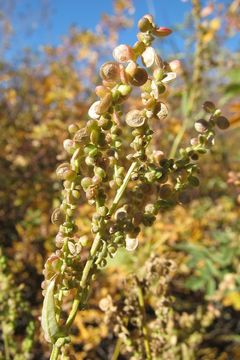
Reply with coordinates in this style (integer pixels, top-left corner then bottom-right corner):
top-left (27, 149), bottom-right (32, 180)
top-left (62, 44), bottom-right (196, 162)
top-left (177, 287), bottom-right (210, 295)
top-left (111, 337), bottom-right (122, 360)
top-left (109, 161), bottom-right (138, 215)
top-left (2, 324), bottom-right (10, 360)
top-left (50, 344), bottom-right (60, 360)
top-left (136, 283), bottom-right (152, 360)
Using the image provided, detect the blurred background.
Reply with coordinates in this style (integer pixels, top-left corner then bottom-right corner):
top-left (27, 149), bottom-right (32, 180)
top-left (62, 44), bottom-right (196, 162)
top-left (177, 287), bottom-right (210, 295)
top-left (0, 0), bottom-right (240, 359)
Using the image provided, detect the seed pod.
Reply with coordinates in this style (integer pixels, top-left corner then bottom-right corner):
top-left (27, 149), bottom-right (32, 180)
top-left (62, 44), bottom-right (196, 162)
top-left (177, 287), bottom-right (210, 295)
top-left (159, 184), bottom-right (173, 199)
top-left (113, 44), bottom-right (135, 63)
top-left (125, 236), bottom-right (139, 251)
top-left (216, 116), bottom-right (230, 130)
top-left (141, 47), bottom-right (161, 68)
top-left (125, 109), bottom-right (146, 128)
top-left (95, 85), bottom-right (111, 98)
top-left (138, 16), bottom-right (153, 32)
top-left (51, 208), bottom-right (65, 225)
top-left (99, 62), bottom-right (120, 81)
top-left (203, 101), bottom-right (216, 113)
top-left (157, 102), bottom-right (169, 120)
top-left (153, 27), bottom-right (172, 37)
top-left (99, 295), bottom-right (113, 312)
top-left (63, 139), bottom-right (75, 154)
top-left (96, 93), bottom-right (112, 114)
top-left (81, 177), bottom-right (92, 191)
top-left (55, 232), bottom-right (65, 248)
top-left (153, 68), bottom-right (164, 81)
top-left (68, 124), bottom-right (79, 134)
top-left (56, 163), bottom-right (76, 180)
top-left (97, 206), bottom-right (108, 217)
top-left (88, 101), bottom-right (101, 119)
top-left (73, 127), bottom-right (88, 143)
top-left (128, 67), bottom-right (148, 87)
top-left (194, 119), bottom-right (209, 133)
top-left (188, 176), bottom-right (200, 187)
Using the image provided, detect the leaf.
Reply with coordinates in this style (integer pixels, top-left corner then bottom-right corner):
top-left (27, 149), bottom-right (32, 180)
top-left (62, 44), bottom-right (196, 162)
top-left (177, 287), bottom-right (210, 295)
top-left (41, 277), bottom-right (60, 343)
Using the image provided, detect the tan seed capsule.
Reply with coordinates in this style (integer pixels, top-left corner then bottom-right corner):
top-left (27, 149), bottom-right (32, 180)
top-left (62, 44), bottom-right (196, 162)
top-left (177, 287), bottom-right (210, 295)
top-left (95, 85), bottom-right (111, 98)
top-left (99, 62), bottom-right (120, 81)
top-left (138, 16), bottom-right (153, 32)
top-left (88, 101), bottom-right (101, 119)
top-left (113, 44), bottom-right (135, 63)
top-left (141, 47), bottom-right (162, 68)
top-left (159, 184), bottom-right (173, 199)
top-left (157, 102), bottom-right (169, 120)
top-left (73, 127), bottom-right (88, 143)
top-left (51, 208), bottom-right (65, 225)
top-left (128, 67), bottom-right (148, 87)
top-left (96, 93), bottom-right (112, 114)
top-left (125, 236), bottom-right (138, 251)
top-left (125, 109), bottom-right (146, 128)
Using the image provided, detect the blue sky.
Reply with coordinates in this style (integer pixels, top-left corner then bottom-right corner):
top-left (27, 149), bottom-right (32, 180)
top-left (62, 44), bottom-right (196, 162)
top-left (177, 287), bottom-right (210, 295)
top-left (4, 0), bottom-right (239, 60)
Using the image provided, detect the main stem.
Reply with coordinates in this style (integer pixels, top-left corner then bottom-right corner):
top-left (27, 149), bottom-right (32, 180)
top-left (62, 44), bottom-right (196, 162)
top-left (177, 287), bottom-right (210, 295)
top-left (49, 161), bottom-right (138, 359)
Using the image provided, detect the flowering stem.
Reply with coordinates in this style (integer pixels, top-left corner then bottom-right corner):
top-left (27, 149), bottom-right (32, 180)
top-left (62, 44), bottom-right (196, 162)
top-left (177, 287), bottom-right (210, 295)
top-left (49, 161), bottom-right (139, 359)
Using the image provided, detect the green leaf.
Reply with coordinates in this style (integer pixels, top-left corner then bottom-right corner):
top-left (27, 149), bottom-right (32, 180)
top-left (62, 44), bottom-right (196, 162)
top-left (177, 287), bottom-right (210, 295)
top-left (41, 277), bottom-right (60, 343)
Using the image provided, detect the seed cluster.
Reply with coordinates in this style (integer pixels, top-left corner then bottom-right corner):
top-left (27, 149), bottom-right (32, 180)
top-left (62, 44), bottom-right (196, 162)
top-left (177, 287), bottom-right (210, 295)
top-left (41, 14), bottom-right (229, 358)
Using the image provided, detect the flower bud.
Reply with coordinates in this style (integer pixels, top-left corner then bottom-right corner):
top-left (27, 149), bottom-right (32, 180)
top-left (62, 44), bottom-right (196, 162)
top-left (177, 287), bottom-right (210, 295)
top-left (153, 27), bottom-right (172, 37)
top-left (99, 62), bottom-right (120, 81)
top-left (125, 109), bottom-right (146, 128)
top-left (194, 119), bottom-right (209, 133)
top-left (113, 44), bottom-right (135, 63)
top-left (125, 236), bottom-right (139, 251)
top-left (216, 116), bottom-right (230, 130)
